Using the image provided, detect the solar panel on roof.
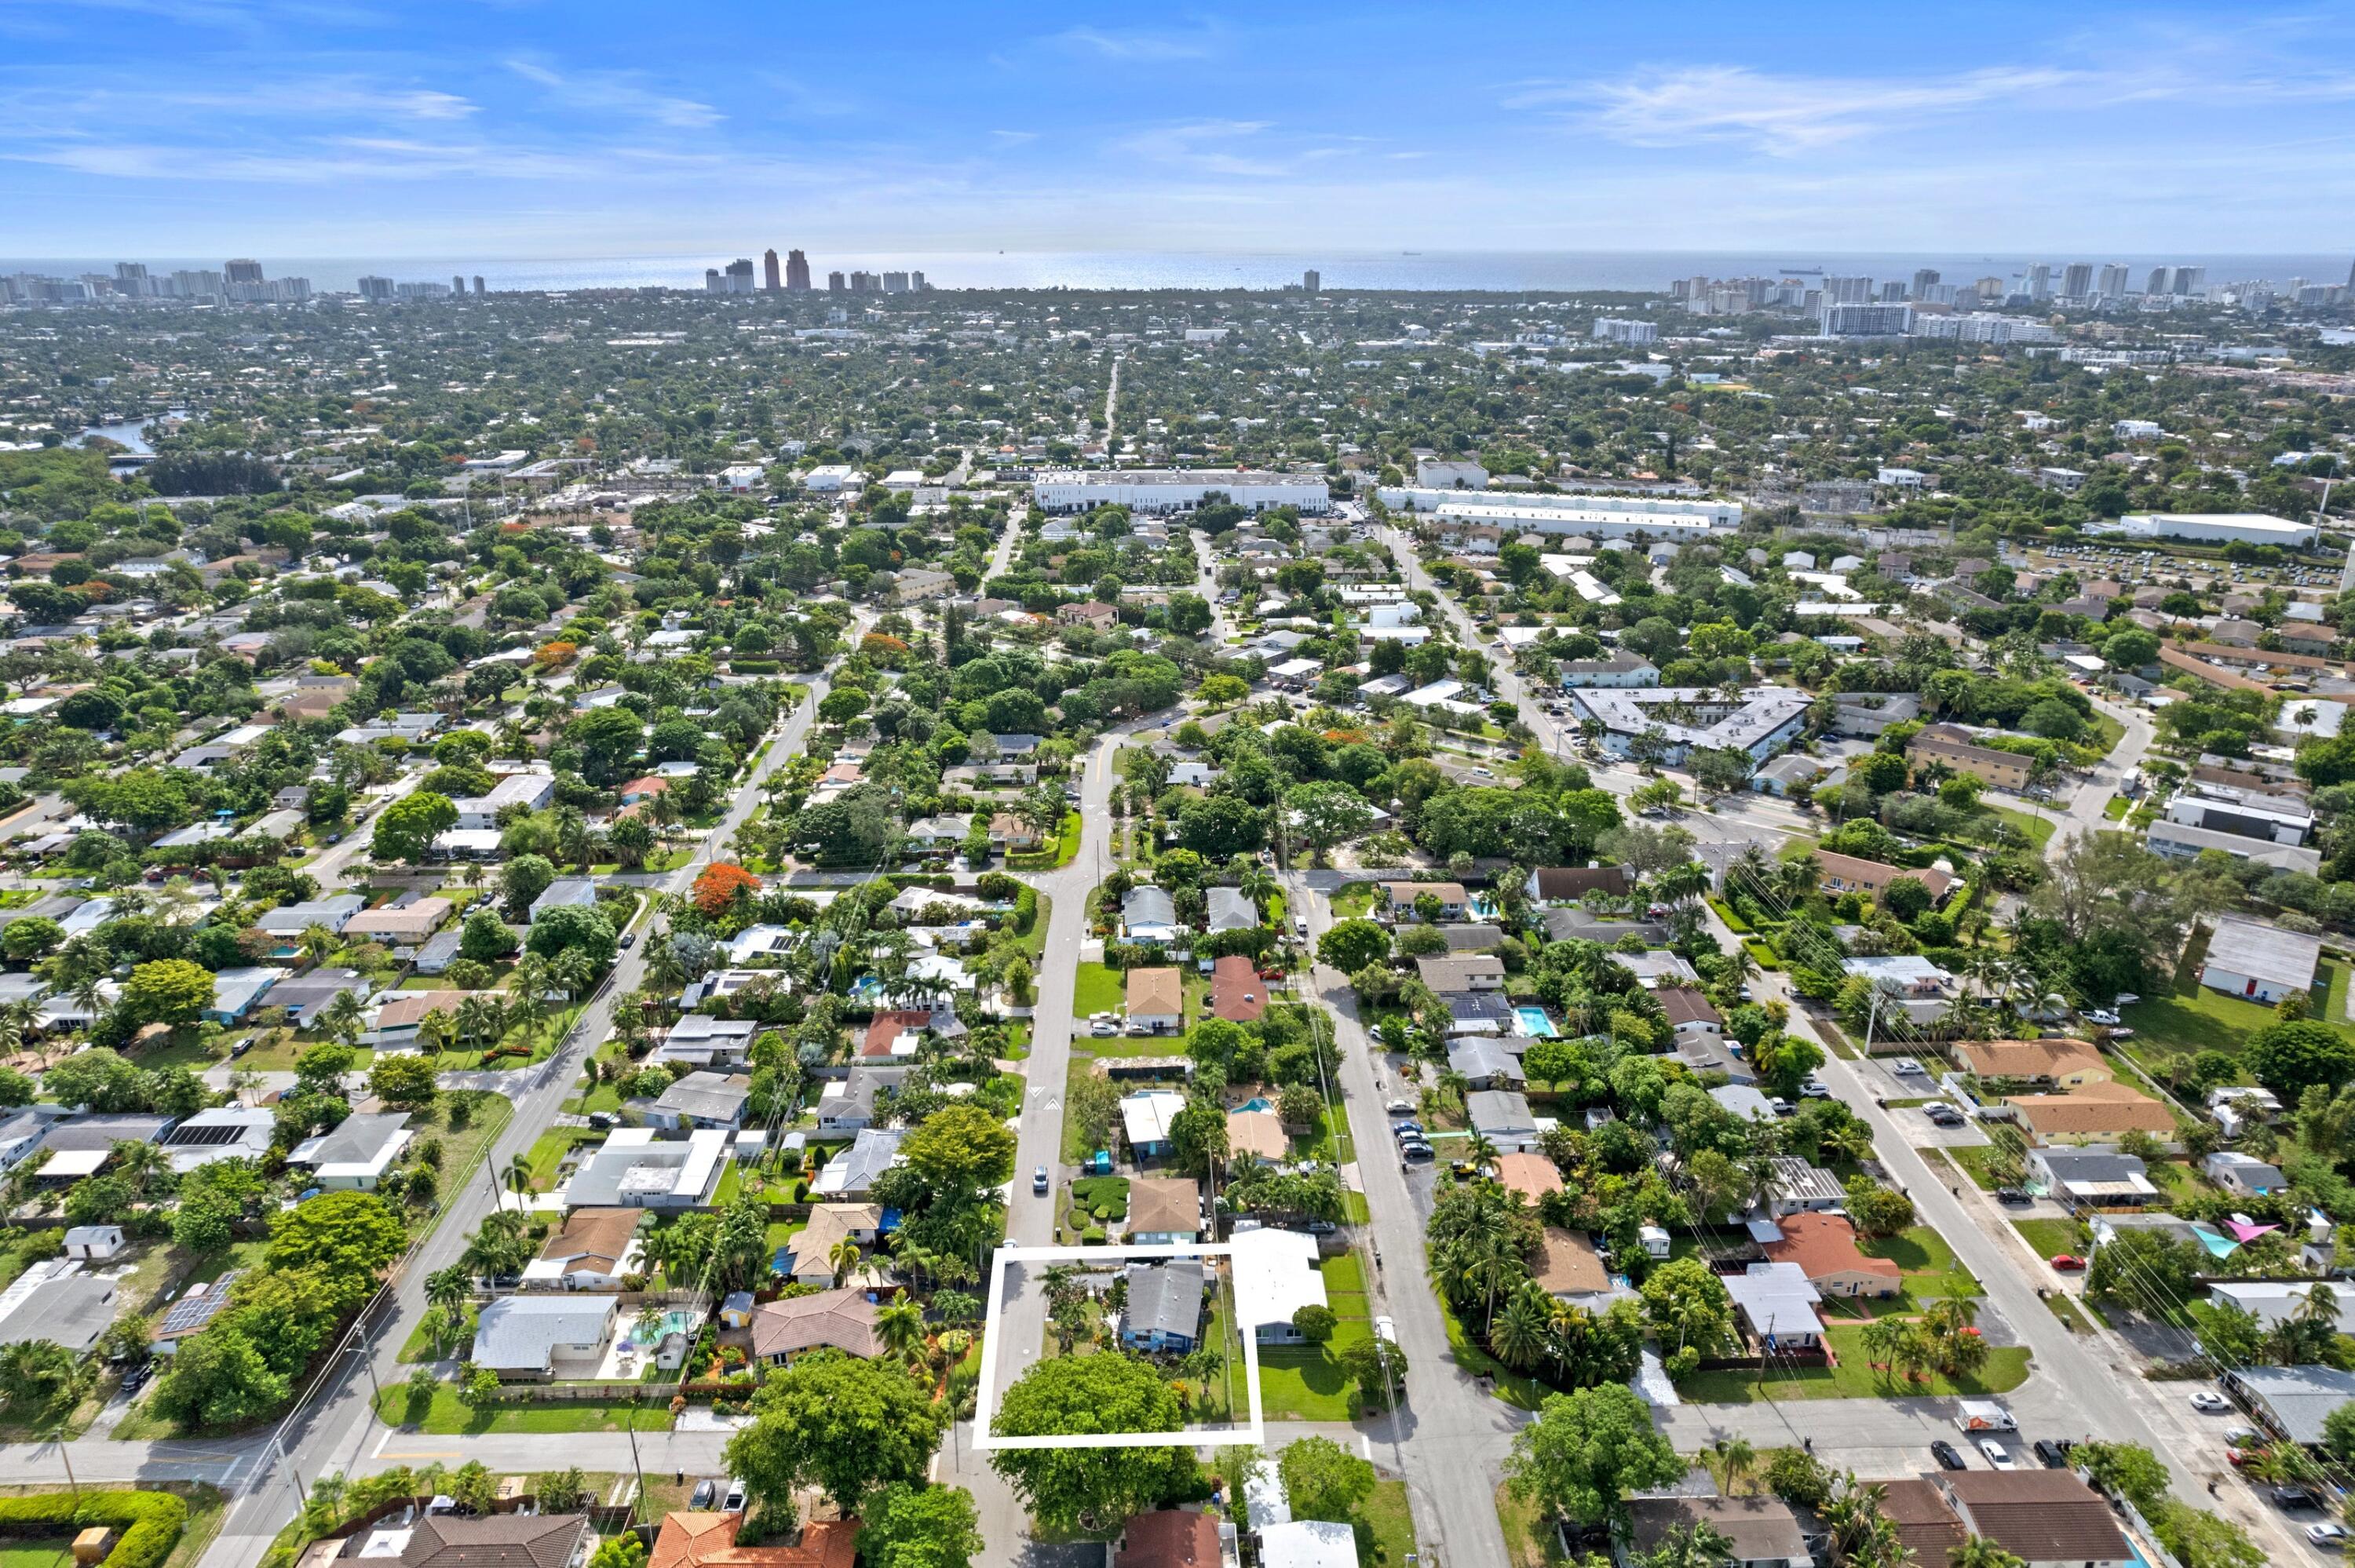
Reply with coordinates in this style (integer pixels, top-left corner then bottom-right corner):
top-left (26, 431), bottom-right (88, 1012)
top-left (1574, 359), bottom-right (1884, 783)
top-left (161, 1123), bottom-right (246, 1147)
top-left (158, 1271), bottom-right (241, 1336)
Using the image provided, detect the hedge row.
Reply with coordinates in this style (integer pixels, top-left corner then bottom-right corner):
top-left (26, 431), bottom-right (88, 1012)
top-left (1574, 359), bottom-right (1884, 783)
top-left (0, 1490), bottom-right (187, 1568)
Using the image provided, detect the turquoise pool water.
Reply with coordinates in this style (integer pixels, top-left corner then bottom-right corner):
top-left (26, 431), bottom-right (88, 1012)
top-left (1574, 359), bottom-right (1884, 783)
top-left (1514, 1007), bottom-right (1557, 1037)
top-left (630, 1309), bottom-right (698, 1345)
top-left (1238, 1096), bottom-right (1275, 1113)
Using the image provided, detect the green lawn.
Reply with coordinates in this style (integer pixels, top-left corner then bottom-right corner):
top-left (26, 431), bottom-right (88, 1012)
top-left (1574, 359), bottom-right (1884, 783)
top-left (521, 1128), bottom-right (593, 1191)
top-left (2012, 1218), bottom-right (2084, 1259)
top-left (1941, 1144), bottom-right (2014, 1192)
top-left (1988, 806), bottom-right (2055, 848)
top-left (0, 1541), bottom-right (76, 1566)
top-left (1257, 1253), bottom-right (1379, 1420)
top-left (1857, 1224), bottom-right (1979, 1300)
top-left (2121, 931), bottom-right (2355, 1076)
top-left (1329, 883), bottom-right (1377, 918)
top-left (1495, 1481), bottom-right (1563, 1568)
top-left (1679, 1329), bottom-right (2031, 1404)
top-left (1073, 962), bottom-right (1126, 1016)
top-left (1435, 1294), bottom-right (1547, 1412)
top-left (375, 1384), bottom-right (674, 1433)
top-left (1353, 1480), bottom-right (1418, 1568)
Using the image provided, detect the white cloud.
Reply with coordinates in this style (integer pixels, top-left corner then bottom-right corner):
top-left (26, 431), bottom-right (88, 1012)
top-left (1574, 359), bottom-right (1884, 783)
top-left (1515, 64), bottom-right (2083, 152)
top-left (506, 57), bottom-right (720, 130)
top-left (1048, 24), bottom-right (1216, 62)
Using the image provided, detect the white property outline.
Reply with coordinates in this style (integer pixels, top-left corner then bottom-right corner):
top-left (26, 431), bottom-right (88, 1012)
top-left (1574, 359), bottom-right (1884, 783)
top-left (973, 1241), bottom-right (1264, 1450)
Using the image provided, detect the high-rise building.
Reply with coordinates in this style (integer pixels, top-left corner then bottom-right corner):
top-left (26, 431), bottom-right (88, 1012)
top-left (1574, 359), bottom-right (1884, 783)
top-left (358, 275), bottom-right (395, 301)
top-left (453, 275), bottom-right (466, 295)
top-left (225, 258), bottom-right (264, 285)
top-left (787, 250), bottom-right (812, 291)
top-left (910, 271), bottom-right (926, 291)
top-left (2346, 257), bottom-right (2354, 290)
top-left (763, 249), bottom-right (782, 291)
top-left (882, 270), bottom-right (909, 294)
top-left (2028, 263), bottom-right (2052, 301)
top-left (725, 258), bottom-right (756, 294)
top-left (705, 268), bottom-right (724, 293)
top-left (1823, 275), bottom-right (1874, 304)
top-left (1303, 268), bottom-right (1320, 294)
top-left (2062, 263), bottom-right (2093, 300)
top-left (2171, 265), bottom-right (2204, 296)
top-left (2098, 264), bottom-right (2130, 300)
top-left (473, 275), bottom-right (485, 294)
top-left (1819, 301), bottom-right (1913, 337)
top-left (1879, 280), bottom-right (1907, 301)
top-left (2145, 267), bottom-right (2169, 295)
top-left (850, 270), bottom-right (879, 292)
top-left (1911, 268), bottom-right (1939, 298)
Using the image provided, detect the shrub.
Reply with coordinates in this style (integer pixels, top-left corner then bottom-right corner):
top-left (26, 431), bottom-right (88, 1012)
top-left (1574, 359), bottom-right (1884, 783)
top-left (0, 1490), bottom-right (188, 1568)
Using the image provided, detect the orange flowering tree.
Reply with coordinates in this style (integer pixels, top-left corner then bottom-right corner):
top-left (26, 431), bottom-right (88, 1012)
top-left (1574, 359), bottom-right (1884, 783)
top-left (692, 862), bottom-right (763, 917)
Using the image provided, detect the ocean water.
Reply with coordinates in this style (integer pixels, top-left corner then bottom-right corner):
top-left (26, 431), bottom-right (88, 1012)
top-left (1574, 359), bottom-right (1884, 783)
top-left (9, 250), bottom-right (2353, 297)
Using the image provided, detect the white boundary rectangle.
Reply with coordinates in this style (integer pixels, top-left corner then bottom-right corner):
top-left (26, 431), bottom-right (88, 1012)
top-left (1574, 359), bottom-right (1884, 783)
top-left (972, 1241), bottom-right (1263, 1450)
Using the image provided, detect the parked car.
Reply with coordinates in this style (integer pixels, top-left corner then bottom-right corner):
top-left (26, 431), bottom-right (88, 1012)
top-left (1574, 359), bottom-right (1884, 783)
top-left (2032, 1439), bottom-right (2068, 1468)
top-left (1294, 917), bottom-right (1309, 935)
top-left (1995, 1188), bottom-right (2032, 1205)
top-left (1385, 1099), bottom-right (1418, 1116)
top-left (2308, 1523), bottom-right (2348, 1546)
top-left (1799, 1079), bottom-right (1831, 1099)
top-left (1977, 1440), bottom-right (2017, 1471)
top-left (2113, 993), bottom-right (2141, 1006)
top-left (2050, 1254), bottom-right (2086, 1271)
top-left (722, 1480), bottom-right (747, 1513)
top-left (1893, 1057), bottom-right (1924, 1076)
top-left (1391, 1121), bottom-right (1424, 1139)
top-left (1400, 1141), bottom-right (1435, 1162)
top-left (1032, 1165), bottom-right (1049, 1194)
top-left (2104, 1026), bottom-right (2134, 1040)
top-left (1926, 1107), bottom-right (1966, 1127)
top-left (690, 1480), bottom-right (717, 1510)
top-left (2272, 1486), bottom-right (2324, 1510)
top-left (2083, 1008), bottom-right (2121, 1026)
top-left (1770, 1097), bottom-right (1796, 1117)
top-left (2189, 1391), bottom-right (2232, 1413)
top-left (1930, 1441), bottom-right (1966, 1471)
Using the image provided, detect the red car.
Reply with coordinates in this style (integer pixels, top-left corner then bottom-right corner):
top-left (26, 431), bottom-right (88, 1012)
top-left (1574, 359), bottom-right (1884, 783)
top-left (2050, 1254), bottom-right (2087, 1271)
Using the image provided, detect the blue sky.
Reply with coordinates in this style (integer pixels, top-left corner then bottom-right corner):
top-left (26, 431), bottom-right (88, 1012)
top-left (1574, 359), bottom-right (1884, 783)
top-left (5, 0), bottom-right (2354, 258)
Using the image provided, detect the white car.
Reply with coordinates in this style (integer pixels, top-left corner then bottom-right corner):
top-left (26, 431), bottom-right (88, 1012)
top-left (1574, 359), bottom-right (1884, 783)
top-left (2308, 1523), bottom-right (2349, 1546)
top-left (2190, 1391), bottom-right (2232, 1413)
top-left (1471, 766), bottom-right (1493, 778)
top-left (1977, 1439), bottom-right (2017, 1471)
top-left (2084, 1008), bottom-right (2122, 1026)
top-left (1893, 1057), bottom-right (1925, 1076)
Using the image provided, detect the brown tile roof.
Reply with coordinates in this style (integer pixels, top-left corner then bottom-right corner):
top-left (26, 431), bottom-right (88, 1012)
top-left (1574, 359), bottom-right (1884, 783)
top-left (1908, 725), bottom-right (2028, 769)
top-left (861, 1008), bottom-right (931, 1057)
top-left (1531, 1227), bottom-right (1611, 1296)
top-left (2159, 644), bottom-right (2271, 694)
top-left (1528, 865), bottom-right (1632, 899)
top-left (2009, 1080), bottom-right (2178, 1140)
top-left (1492, 1152), bottom-right (1565, 1202)
top-left (1876, 1479), bottom-right (1966, 1567)
top-left (1814, 850), bottom-right (1954, 900)
top-left (345, 897), bottom-right (453, 939)
top-left (1227, 1108), bottom-right (1287, 1161)
top-left (1941, 1471), bottom-right (2130, 1563)
top-left (620, 775), bottom-right (673, 796)
top-left (1760, 1212), bottom-right (1901, 1285)
top-left (794, 1204), bottom-right (882, 1271)
top-left (1656, 986), bottom-right (1721, 1026)
top-left (652, 1514), bottom-right (860, 1568)
top-left (748, 1289), bottom-right (882, 1360)
top-left (1210, 954), bottom-right (1265, 1022)
top-left (1128, 1176), bottom-right (1202, 1237)
top-left (371, 990), bottom-right (480, 1029)
top-left (1381, 881), bottom-right (1466, 906)
top-left (1115, 1511), bottom-right (1220, 1568)
top-left (367, 1513), bottom-right (590, 1568)
top-left (535, 1207), bottom-right (641, 1274)
top-left (1126, 966), bottom-right (1183, 1016)
top-left (1955, 1037), bottom-right (2105, 1078)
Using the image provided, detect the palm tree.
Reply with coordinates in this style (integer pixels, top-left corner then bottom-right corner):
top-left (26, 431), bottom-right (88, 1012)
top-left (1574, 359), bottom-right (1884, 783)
top-left (1717, 1437), bottom-right (1756, 1497)
top-left (418, 1007), bottom-right (457, 1059)
top-left (1860, 1317), bottom-right (1904, 1379)
top-left (634, 1304), bottom-right (665, 1342)
top-left (505, 1154), bottom-right (534, 1196)
top-left (875, 1300), bottom-right (927, 1366)
top-left (1488, 1285), bottom-right (1550, 1372)
top-left (320, 989), bottom-right (366, 1048)
top-left (426, 1265), bottom-right (471, 1323)
top-left (1948, 1537), bottom-right (2025, 1568)
top-left (827, 1238), bottom-right (862, 1288)
top-left (1820, 1477), bottom-right (1900, 1567)
top-left (1463, 1132), bottom-right (1500, 1172)
top-left (301, 921), bottom-right (339, 966)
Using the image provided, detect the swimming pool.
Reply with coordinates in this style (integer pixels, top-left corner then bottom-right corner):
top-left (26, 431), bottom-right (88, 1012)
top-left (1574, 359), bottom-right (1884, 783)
top-left (1237, 1096), bottom-right (1275, 1113)
top-left (630, 1308), bottom-right (699, 1345)
top-left (1514, 1007), bottom-right (1557, 1037)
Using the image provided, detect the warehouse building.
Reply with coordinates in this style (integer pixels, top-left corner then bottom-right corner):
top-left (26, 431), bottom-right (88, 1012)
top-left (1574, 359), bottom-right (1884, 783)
top-left (1032, 469), bottom-right (1331, 515)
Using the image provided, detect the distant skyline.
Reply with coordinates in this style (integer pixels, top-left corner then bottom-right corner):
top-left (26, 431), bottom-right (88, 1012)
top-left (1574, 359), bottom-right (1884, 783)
top-left (5, 2), bottom-right (2355, 257)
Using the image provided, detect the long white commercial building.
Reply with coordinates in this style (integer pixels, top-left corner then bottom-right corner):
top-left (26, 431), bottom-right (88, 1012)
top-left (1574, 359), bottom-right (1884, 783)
top-left (1379, 487), bottom-right (1740, 541)
top-left (1033, 469), bottom-right (1332, 515)
top-left (2087, 512), bottom-right (2319, 549)
top-left (1568, 685), bottom-right (1813, 765)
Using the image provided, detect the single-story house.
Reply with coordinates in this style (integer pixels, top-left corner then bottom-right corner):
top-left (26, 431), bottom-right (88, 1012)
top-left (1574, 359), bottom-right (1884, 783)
top-left (648, 1070), bottom-right (754, 1131)
top-left (1121, 1091), bottom-right (1187, 1160)
top-left (749, 1288), bottom-right (883, 1364)
top-left (342, 896), bottom-right (453, 946)
top-left (1228, 1107), bottom-right (1288, 1162)
top-left (0, 1267), bottom-right (119, 1355)
top-left (1532, 1227), bottom-right (1615, 1304)
top-left (1121, 1258), bottom-right (1207, 1353)
top-left (470, 1293), bottom-right (618, 1380)
top-left (329, 1512), bottom-right (593, 1568)
top-left (650, 1512), bottom-right (859, 1568)
top-left (809, 1128), bottom-right (904, 1198)
top-left (1205, 887), bottom-right (1259, 933)
top-left (1415, 954), bottom-right (1506, 992)
top-left (522, 1207), bottom-right (644, 1289)
top-left (1493, 1152), bottom-right (1564, 1204)
top-left (1724, 1261), bottom-right (1824, 1349)
top-left (1814, 851), bottom-right (1953, 906)
top-left (2200, 916), bottom-right (2322, 1004)
top-left (1760, 1213), bottom-right (1901, 1298)
top-left (1448, 1036), bottom-right (1526, 1089)
top-left (2206, 1150), bottom-right (2288, 1197)
top-left (1656, 986), bottom-right (1722, 1041)
top-left (1466, 1089), bottom-right (1539, 1154)
top-left (1115, 1511), bottom-right (1221, 1568)
top-left (1210, 954), bottom-right (1266, 1023)
top-left (2026, 1147), bottom-right (2160, 1207)
top-left (1625, 1497), bottom-right (1809, 1568)
top-left (1122, 886), bottom-right (1184, 943)
top-left (817, 1065), bottom-right (911, 1134)
top-left (1932, 1469), bottom-right (2133, 1568)
top-left (156, 1106), bottom-right (276, 1172)
top-left (1443, 990), bottom-right (1516, 1035)
top-left (2006, 1081), bottom-right (2178, 1147)
top-left (1128, 1176), bottom-right (1203, 1244)
top-left (1231, 1225), bottom-right (1327, 1344)
top-left (566, 1128), bottom-right (731, 1208)
top-left (1379, 881), bottom-right (1467, 921)
top-left (287, 1112), bottom-right (411, 1191)
top-left (1955, 1037), bottom-right (2111, 1089)
top-left (1524, 866), bottom-right (1631, 903)
top-left (780, 1203), bottom-right (885, 1286)
top-left (1765, 1157), bottom-right (1846, 1217)
top-left (1126, 967), bottom-right (1185, 1034)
